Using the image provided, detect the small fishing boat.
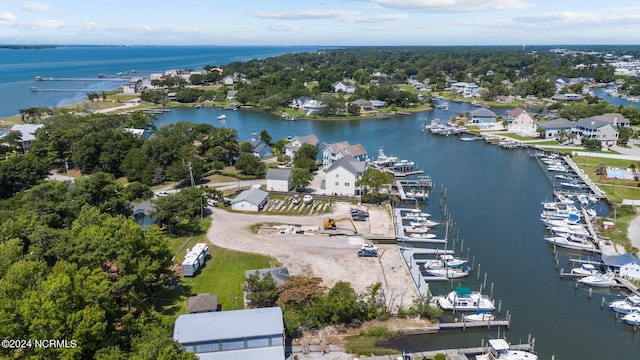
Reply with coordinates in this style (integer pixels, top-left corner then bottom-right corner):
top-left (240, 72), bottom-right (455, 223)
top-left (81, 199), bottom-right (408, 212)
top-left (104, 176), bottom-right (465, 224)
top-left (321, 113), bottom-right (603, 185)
top-left (464, 311), bottom-right (495, 322)
top-left (431, 287), bottom-right (495, 312)
top-left (475, 339), bottom-right (538, 360)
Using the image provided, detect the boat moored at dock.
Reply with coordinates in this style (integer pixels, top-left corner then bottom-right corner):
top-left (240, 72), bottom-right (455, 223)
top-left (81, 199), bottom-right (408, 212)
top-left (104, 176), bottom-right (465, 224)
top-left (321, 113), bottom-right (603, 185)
top-left (432, 287), bottom-right (495, 312)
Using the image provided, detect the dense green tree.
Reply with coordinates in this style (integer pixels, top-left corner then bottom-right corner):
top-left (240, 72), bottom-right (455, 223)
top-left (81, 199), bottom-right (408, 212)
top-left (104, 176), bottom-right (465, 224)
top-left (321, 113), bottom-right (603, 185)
top-left (69, 172), bottom-right (132, 217)
top-left (320, 281), bottom-right (361, 324)
top-left (235, 153), bottom-right (266, 177)
top-left (292, 168), bottom-right (313, 192)
top-left (295, 143), bottom-right (318, 161)
top-left (0, 154), bottom-right (50, 199)
top-left (245, 271), bottom-right (279, 308)
top-left (259, 129), bottom-right (273, 145)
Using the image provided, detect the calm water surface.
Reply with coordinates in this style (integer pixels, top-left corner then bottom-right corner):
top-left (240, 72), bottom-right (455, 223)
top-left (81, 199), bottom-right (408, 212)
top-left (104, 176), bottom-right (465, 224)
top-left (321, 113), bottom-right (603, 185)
top-left (158, 104), bottom-right (639, 359)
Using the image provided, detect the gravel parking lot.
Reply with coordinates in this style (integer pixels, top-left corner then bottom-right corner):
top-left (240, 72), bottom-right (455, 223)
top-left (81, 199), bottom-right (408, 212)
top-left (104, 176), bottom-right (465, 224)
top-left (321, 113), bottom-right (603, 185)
top-left (207, 202), bottom-right (419, 309)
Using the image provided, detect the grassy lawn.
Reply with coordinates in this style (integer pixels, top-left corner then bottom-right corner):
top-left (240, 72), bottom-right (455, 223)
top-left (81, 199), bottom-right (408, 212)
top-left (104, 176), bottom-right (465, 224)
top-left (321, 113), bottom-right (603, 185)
top-left (500, 132), bottom-right (534, 141)
top-left (344, 326), bottom-right (400, 357)
top-left (161, 217), bottom-right (277, 317)
top-left (570, 154), bottom-right (640, 202)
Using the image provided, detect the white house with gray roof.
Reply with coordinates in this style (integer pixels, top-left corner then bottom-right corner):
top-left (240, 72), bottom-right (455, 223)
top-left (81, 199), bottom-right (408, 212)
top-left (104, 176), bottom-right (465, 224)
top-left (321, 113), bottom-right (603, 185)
top-left (469, 108), bottom-right (498, 126)
top-left (0, 123), bottom-right (44, 152)
top-left (266, 168), bottom-right (293, 192)
top-left (173, 307), bottom-right (285, 360)
top-left (325, 155), bottom-right (366, 196)
top-left (322, 141), bottom-right (368, 170)
top-left (231, 188), bottom-right (269, 212)
top-left (572, 118), bottom-right (619, 146)
top-left (284, 134), bottom-right (319, 159)
top-left (591, 113), bottom-right (630, 128)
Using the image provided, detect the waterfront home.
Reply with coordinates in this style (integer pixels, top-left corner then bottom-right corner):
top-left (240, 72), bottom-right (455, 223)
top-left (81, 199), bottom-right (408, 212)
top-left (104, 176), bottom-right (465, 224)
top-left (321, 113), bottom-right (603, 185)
top-left (291, 96), bottom-right (311, 110)
top-left (284, 134), bottom-right (319, 159)
top-left (591, 113), bottom-right (630, 128)
top-left (266, 168), bottom-right (293, 192)
top-left (246, 132), bottom-right (273, 158)
top-left (538, 118), bottom-right (574, 139)
top-left (572, 118), bottom-right (619, 146)
top-left (231, 188), bottom-right (269, 212)
top-left (451, 82), bottom-right (480, 97)
top-left (602, 253), bottom-right (640, 280)
top-left (469, 108), bottom-right (498, 125)
top-left (350, 99), bottom-right (374, 112)
top-left (173, 307), bottom-right (285, 359)
top-left (302, 99), bottom-right (324, 116)
top-left (226, 90), bottom-right (238, 100)
top-left (322, 141), bottom-right (368, 170)
top-left (324, 154), bottom-right (366, 196)
top-left (0, 123), bottom-right (44, 152)
top-left (123, 127), bottom-right (155, 139)
top-left (507, 107), bottom-right (537, 135)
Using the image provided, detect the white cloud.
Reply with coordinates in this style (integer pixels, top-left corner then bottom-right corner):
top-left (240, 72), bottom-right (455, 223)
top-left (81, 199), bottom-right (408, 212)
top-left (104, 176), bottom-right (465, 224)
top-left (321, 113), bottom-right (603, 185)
top-left (355, 14), bottom-right (410, 23)
top-left (262, 23), bottom-right (300, 31)
top-left (0, 12), bottom-right (17, 22)
top-left (361, 0), bottom-right (532, 12)
top-left (514, 12), bottom-right (640, 27)
top-left (253, 9), bottom-right (360, 21)
top-left (20, 2), bottom-right (53, 13)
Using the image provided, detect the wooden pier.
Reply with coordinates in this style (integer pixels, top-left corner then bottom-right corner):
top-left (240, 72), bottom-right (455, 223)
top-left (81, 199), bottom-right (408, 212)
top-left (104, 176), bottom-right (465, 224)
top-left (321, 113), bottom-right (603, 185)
top-left (366, 343), bottom-right (533, 360)
top-left (562, 155), bottom-right (606, 198)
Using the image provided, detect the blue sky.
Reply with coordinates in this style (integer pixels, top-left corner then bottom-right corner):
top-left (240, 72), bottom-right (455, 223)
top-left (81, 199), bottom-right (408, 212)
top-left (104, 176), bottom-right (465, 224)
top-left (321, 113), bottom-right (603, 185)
top-left (1, 0), bottom-right (639, 46)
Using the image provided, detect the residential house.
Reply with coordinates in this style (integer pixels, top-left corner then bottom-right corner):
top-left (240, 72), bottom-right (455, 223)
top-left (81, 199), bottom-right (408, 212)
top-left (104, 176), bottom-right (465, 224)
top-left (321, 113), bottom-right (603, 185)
top-left (291, 96), bottom-right (311, 110)
top-left (602, 254), bottom-right (640, 280)
top-left (552, 93), bottom-right (583, 101)
top-left (226, 90), bottom-right (238, 100)
top-left (284, 134), bottom-right (319, 159)
top-left (187, 293), bottom-right (219, 313)
top-left (231, 188), bottom-right (269, 212)
top-left (451, 82), bottom-right (480, 97)
top-left (349, 99), bottom-right (373, 112)
top-left (0, 123), bottom-right (44, 152)
top-left (325, 155), bottom-right (366, 196)
top-left (591, 113), bottom-right (630, 128)
top-left (302, 99), bottom-right (324, 116)
top-left (266, 168), bottom-right (293, 192)
top-left (123, 127), bottom-right (155, 139)
top-left (322, 141), bottom-right (368, 170)
top-left (247, 132), bottom-right (272, 158)
top-left (572, 118), bottom-right (619, 146)
top-left (469, 108), bottom-right (498, 125)
top-left (507, 108), bottom-right (537, 135)
top-left (173, 307), bottom-right (285, 360)
top-left (538, 118), bottom-right (574, 139)
top-left (369, 100), bottom-right (387, 109)
top-left (222, 75), bottom-right (235, 86)
top-left (333, 81), bottom-right (356, 94)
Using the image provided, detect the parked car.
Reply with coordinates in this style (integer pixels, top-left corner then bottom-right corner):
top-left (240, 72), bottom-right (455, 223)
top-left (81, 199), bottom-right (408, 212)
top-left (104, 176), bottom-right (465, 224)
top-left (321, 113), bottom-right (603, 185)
top-left (350, 208), bottom-right (369, 217)
top-left (292, 195), bottom-right (301, 205)
top-left (358, 249), bottom-right (378, 257)
top-left (303, 194), bottom-right (313, 205)
top-left (361, 243), bottom-right (378, 252)
top-left (207, 199), bottom-right (218, 207)
top-left (352, 214), bottom-right (367, 221)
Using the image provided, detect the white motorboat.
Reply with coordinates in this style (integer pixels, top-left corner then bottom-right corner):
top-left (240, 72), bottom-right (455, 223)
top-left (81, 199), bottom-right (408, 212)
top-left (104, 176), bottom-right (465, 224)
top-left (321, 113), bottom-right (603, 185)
top-left (425, 266), bottom-right (469, 279)
top-left (540, 204), bottom-right (580, 220)
top-left (570, 263), bottom-right (601, 276)
top-left (560, 181), bottom-right (584, 189)
top-left (540, 216), bottom-right (581, 227)
top-left (408, 233), bottom-right (437, 239)
top-left (409, 220), bottom-right (439, 227)
top-left (621, 311), bottom-right (640, 326)
top-left (578, 273), bottom-right (617, 287)
top-left (423, 254), bottom-right (468, 268)
top-left (548, 225), bottom-right (590, 238)
top-left (216, 114), bottom-right (227, 120)
top-left (608, 293), bottom-right (640, 314)
top-left (432, 287), bottom-right (495, 312)
top-left (544, 235), bottom-right (597, 252)
top-left (464, 311), bottom-right (495, 322)
top-left (475, 339), bottom-right (538, 360)
top-left (404, 225), bottom-right (433, 234)
top-left (547, 165), bottom-right (568, 172)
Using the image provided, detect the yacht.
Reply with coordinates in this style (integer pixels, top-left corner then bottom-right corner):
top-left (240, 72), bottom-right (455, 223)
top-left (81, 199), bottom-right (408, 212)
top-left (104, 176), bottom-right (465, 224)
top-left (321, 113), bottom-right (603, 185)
top-left (621, 311), bottom-right (640, 326)
top-left (544, 235), bottom-right (597, 252)
top-left (475, 339), bottom-right (538, 360)
top-left (570, 263), bottom-right (601, 276)
top-left (608, 293), bottom-right (640, 314)
top-left (432, 287), bottom-right (495, 312)
top-left (423, 254), bottom-right (468, 268)
top-left (464, 311), bottom-right (495, 322)
top-left (578, 273), bottom-right (617, 287)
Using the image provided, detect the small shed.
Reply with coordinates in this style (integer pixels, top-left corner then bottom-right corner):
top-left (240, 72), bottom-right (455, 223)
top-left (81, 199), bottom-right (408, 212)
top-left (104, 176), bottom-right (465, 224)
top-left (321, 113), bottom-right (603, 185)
top-left (182, 243), bottom-right (210, 277)
top-left (266, 168), bottom-right (293, 192)
top-left (187, 293), bottom-right (219, 313)
top-left (231, 188), bottom-right (269, 212)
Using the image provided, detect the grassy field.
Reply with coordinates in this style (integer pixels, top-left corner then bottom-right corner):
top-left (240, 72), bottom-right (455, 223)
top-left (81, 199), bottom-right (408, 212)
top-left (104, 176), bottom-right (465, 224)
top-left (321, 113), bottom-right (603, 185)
top-left (570, 154), bottom-right (640, 203)
top-left (162, 217), bottom-right (277, 316)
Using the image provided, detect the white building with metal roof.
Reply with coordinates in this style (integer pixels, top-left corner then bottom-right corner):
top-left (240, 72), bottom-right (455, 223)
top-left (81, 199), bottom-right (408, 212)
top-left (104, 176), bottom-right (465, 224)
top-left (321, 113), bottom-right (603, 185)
top-left (231, 188), bottom-right (269, 212)
top-left (173, 307), bottom-right (285, 360)
top-left (266, 168), bottom-right (293, 192)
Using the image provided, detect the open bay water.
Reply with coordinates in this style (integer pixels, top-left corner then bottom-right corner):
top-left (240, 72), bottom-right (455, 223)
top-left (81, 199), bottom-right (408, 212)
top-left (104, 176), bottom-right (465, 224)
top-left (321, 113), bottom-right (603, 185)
top-left (0, 45), bottom-right (323, 118)
top-left (156, 104), bottom-right (639, 359)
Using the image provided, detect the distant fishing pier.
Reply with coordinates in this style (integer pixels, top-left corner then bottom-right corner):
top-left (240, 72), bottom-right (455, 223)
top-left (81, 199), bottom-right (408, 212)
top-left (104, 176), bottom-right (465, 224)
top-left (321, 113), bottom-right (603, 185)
top-left (30, 76), bottom-right (130, 93)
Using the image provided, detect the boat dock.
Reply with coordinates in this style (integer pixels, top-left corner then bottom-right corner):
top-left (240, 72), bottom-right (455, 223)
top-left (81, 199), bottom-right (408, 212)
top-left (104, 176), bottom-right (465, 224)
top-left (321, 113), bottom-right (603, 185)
top-left (391, 176), bottom-right (432, 201)
top-left (396, 319), bottom-right (510, 335)
top-left (562, 155), bottom-right (606, 198)
top-left (366, 343), bottom-right (532, 360)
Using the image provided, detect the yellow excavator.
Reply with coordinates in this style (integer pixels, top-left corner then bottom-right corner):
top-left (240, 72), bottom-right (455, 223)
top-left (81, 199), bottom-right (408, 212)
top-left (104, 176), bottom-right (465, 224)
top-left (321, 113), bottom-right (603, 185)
top-left (323, 217), bottom-right (358, 234)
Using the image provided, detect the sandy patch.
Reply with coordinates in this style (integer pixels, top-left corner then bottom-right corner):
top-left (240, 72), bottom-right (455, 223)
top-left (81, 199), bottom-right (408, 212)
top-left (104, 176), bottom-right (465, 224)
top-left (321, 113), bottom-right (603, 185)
top-left (206, 203), bottom-right (419, 309)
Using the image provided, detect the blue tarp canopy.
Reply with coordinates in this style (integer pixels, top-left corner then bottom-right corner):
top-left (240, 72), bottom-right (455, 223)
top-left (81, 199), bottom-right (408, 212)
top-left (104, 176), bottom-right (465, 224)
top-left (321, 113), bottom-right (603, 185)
top-left (455, 286), bottom-right (472, 295)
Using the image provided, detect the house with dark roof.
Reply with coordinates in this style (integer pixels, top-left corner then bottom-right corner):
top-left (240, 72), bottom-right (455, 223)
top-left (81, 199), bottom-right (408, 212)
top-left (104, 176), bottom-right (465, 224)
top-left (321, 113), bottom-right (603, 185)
top-left (325, 154), bottom-right (366, 196)
top-left (173, 307), bottom-right (285, 360)
top-left (469, 108), bottom-right (498, 125)
top-left (247, 132), bottom-right (272, 158)
top-left (572, 118), bottom-right (619, 146)
top-left (231, 188), bottom-right (269, 212)
top-left (322, 141), bottom-right (368, 170)
top-left (266, 168), bottom-right (293, 192)
top-left (284, 134), bottom-right (319, 159)
top-left (187, 293), bottom-right (219, 313)
top-left (591, 113), bottom-right (630, 128)
top-left (539, 118), bottom-right (574, 139)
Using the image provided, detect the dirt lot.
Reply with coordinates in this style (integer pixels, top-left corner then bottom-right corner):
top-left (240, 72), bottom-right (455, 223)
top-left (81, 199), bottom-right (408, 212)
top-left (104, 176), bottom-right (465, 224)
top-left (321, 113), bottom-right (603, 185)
top-left (207, 202), bottom-right (419, 309)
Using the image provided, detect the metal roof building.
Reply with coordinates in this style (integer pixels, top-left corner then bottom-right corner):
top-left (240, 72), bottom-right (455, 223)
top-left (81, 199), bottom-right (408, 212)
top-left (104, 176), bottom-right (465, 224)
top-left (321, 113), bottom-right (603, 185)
top-left (173, 307), bottom-right (285, 360)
